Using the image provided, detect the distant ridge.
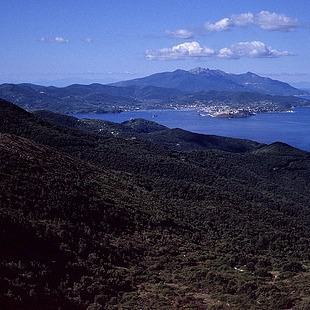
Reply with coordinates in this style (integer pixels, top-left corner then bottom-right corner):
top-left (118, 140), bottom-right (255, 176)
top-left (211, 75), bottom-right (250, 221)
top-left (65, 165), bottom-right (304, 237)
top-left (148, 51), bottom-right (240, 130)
top-left (0, 68), bottom-right (308, 114)
top-left (112, 67), bottom-right (305, 96)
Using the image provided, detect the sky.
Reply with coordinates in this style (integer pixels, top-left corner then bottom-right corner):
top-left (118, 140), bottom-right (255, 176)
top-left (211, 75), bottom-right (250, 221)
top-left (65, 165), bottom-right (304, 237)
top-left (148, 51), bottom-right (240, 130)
top-left (1, 0), bottom-right (310, 87)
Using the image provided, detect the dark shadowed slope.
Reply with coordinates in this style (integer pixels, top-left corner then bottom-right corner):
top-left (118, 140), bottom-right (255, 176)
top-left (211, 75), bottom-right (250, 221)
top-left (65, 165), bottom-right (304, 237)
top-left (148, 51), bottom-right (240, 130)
top-left (1, 98), bottom-right (310, 309)
top-left (33, 110), bottom-right (264, 153)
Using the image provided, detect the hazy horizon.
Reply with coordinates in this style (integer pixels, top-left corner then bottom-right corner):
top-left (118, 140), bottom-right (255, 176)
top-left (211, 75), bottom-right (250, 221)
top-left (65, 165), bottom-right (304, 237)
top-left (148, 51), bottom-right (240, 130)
top-left (3, 69), bottom-right (310, 89)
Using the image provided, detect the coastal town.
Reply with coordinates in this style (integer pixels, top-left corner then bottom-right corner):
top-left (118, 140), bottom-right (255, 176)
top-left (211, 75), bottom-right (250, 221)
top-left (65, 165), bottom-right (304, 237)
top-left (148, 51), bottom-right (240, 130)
top-left (163, 99), bottom-right (297, 118)
top-left (197, 104), bottom-right (294, 118)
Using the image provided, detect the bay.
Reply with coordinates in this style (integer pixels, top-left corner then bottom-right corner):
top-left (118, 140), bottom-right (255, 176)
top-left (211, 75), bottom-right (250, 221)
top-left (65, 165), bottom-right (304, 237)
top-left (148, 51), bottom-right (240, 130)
top-left (74, 107), bottom-right (310, 152)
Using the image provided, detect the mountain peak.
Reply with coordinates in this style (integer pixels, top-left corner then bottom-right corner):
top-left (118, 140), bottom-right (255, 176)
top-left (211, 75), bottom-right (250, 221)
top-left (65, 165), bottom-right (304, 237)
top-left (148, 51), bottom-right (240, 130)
top-left (189, 67), bottom-right (210, 74)
top-left (244, 71), bottom-right (259, 78)
top-left (189, 67), bottom-right (228, 77)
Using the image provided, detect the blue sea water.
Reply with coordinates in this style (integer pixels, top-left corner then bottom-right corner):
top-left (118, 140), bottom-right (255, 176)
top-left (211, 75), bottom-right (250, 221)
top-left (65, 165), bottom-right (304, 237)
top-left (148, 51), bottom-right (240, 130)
top-left (74, 107), bottom-right (310, 152)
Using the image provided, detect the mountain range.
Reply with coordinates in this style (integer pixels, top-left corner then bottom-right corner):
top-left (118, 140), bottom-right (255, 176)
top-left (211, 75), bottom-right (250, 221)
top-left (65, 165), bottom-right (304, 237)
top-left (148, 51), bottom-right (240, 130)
top-left (0, 68), bottom-right (308, 114)
top-left (1, 98), bottom-right (310, 309)
top-left (112, 67), bottom-right (305, 96)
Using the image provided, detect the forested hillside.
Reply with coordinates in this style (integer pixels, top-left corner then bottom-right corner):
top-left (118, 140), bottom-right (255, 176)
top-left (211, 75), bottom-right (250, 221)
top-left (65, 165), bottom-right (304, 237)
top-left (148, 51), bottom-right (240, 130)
top-left (1, 98), bottom-right (310, 309)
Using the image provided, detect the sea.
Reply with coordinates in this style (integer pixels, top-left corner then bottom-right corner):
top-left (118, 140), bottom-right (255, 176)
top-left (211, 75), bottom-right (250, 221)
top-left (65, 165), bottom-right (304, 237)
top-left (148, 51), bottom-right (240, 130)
top-left (74, 106), bottom-right (310, 152)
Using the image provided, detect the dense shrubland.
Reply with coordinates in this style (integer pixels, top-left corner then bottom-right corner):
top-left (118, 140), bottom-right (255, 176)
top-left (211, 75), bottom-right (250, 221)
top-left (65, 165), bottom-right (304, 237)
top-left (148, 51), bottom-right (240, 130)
top-left (1, 99), bottom-right (310, 309)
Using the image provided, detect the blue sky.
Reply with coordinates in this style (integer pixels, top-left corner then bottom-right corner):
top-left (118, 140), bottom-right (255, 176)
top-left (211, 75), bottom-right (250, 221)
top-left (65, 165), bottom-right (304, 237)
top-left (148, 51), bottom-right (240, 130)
top-left (1, 0), bottom-right (310, 86)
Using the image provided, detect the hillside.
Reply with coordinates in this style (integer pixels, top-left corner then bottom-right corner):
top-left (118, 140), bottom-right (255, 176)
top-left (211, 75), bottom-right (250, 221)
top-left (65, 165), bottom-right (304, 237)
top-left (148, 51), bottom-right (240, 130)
top-left (0, 83), bottom-right (184, 114)
top-left (0, 83), bottom-right (140, 114)
top-left (1, 98), bottom-right (310, 309)
top-left (33, 110), bottom-right (263, 152)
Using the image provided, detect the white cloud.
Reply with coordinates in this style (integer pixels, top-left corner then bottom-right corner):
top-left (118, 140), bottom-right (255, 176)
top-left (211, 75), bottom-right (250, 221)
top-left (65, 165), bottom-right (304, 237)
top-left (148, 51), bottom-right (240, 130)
top-left (146, 41), bottom-right (293, 61)
top-left (54, 36), bottom-right (69, 43)
top-left (205, 18), bottom-right (231, 31)
top-left (204, 11), bottom-right (298, 32)
top-left (83, 37), bottom-right (94, 43)
top-left (38, 36), bottom-right (69, 43)
top-left (255, 11), bottom-right (298, 31)
top-left (146, 41), bottom-right (215, 60)
top-left (231, 13), bottom-right (254, 26)
top-left (166, 29), bottom-right (194, 39)
top-left (38, 37), bottom-right (49, 43)
top-left (218, 47), bottom-right (236, 58)
top-left (219, 41), bottom-right (294, 58)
